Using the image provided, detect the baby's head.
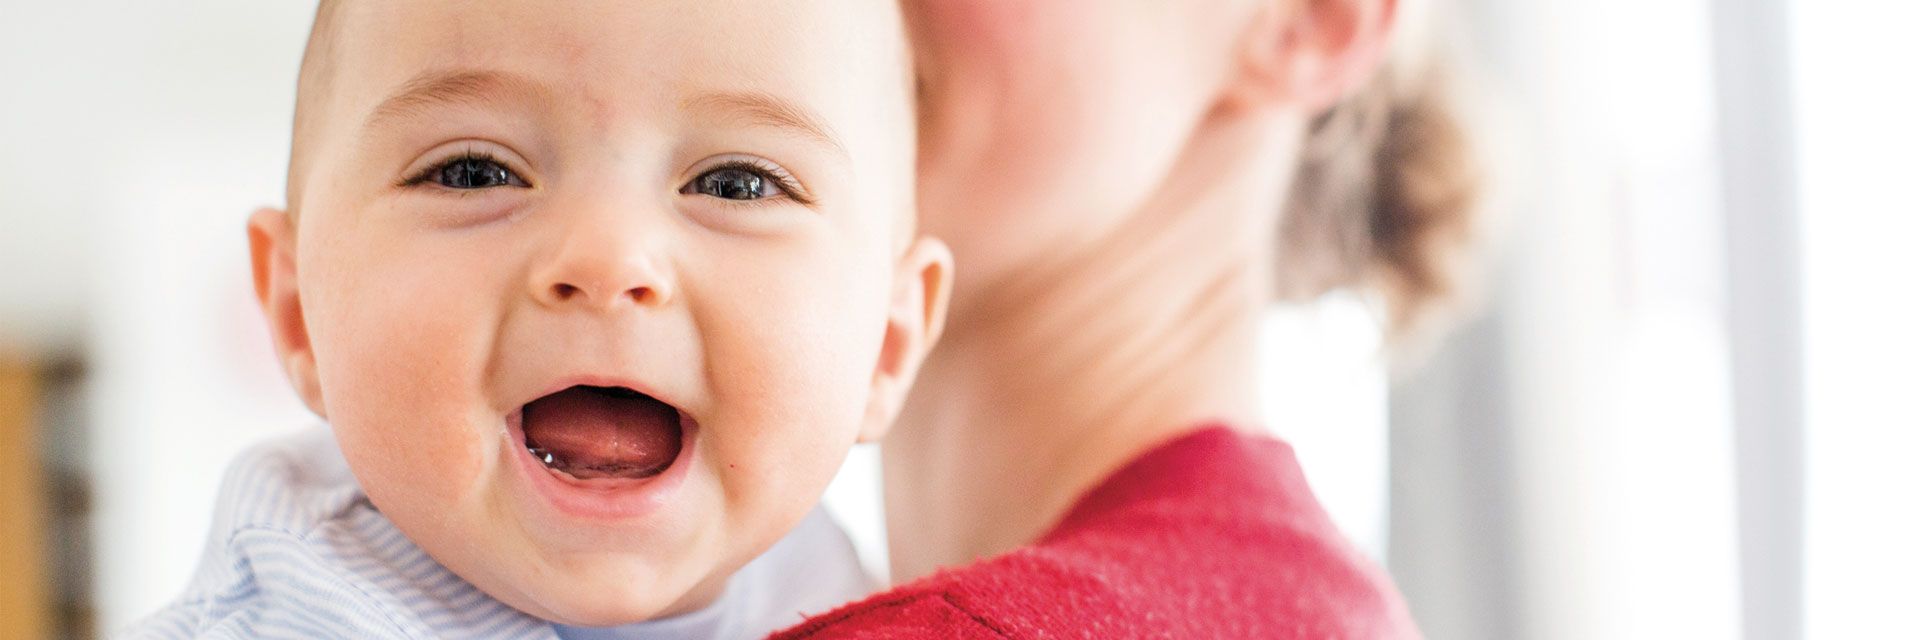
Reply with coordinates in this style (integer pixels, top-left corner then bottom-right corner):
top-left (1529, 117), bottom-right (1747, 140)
top-left (248, 0), bottom-right (947, 625)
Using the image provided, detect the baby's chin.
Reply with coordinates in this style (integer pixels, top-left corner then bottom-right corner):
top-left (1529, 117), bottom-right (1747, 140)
top-left (480, 552), bottom-right (733, 627)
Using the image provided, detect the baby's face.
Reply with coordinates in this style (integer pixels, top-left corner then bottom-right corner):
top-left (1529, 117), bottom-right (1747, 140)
top-left (251, 0), bottom-right (938, 625)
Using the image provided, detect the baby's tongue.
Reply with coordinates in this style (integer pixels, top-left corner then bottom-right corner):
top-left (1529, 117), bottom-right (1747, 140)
top-left (522, 386), bottom-right (682, 479)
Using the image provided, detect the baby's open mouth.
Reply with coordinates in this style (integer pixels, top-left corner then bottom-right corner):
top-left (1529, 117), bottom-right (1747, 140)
top-left (521, 385), bottom-right (684, 480)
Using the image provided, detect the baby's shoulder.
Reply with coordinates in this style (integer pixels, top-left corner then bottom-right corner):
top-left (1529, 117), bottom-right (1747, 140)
top-left (206, 426), bottom-right (365, 539)
top-left (115, 428), bottom-right (550, 640)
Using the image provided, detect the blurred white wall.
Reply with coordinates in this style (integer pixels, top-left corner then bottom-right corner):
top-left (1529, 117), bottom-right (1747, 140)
top-left (1792, 3), bottom-right (1920, 638)
top-left (0, 1), bottom-right (322, 632)
top-left (1390, 1), bottom-right (1920, 639)
top-left (1391, 0), bottom-right (1745, 638)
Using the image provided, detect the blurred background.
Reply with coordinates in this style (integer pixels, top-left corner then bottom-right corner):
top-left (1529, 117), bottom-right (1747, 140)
top-left (1, 0), bottom-right (1914, 638)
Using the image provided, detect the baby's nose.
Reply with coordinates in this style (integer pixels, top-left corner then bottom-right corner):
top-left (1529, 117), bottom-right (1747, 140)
top-left (529, 231), bottom-right (673, 311)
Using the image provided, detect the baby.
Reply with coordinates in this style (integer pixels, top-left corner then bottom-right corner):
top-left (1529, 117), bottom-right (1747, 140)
top-left (127, 0), bottom-right (948, 637)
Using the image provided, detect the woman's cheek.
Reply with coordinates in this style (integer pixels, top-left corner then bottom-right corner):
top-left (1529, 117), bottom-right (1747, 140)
top-left (910, 1), bottom-right (1195, 289)
top-left (909, 0), bottom-right (1110, 60)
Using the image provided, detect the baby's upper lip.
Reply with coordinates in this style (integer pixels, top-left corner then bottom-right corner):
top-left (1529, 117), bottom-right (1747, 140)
top-left (516, 373), bottom-right (687, 416)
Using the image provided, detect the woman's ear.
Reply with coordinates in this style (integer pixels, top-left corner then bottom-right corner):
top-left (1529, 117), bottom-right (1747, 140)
top-left (248, 207), bottom-right (326, 418)
top-left (858, 236), bottom-right (954, 443)
top-left (1227, 0), bottom-right (1399, 112)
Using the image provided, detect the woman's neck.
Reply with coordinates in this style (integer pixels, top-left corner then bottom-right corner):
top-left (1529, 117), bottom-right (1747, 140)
top-left (882, 110), bottom-right (1298, 581)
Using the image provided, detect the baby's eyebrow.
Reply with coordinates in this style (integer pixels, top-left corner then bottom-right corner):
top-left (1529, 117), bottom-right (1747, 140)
top-left (364, 69), bottom-right (543, 131)
top-left (362, 71), bottom-right (847, 161)
top-left (682, 91), bottom-right (847, 160)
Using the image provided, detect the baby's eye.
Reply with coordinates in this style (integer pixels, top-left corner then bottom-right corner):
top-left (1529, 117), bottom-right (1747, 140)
top-left (420, 155), bottom-right (528, 190)
top-left (682, 165), bottom-right (788, 201)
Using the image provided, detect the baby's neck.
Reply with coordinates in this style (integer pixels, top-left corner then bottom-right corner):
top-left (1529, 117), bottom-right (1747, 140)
top-left (882, 110), bottom-right (1296, 581)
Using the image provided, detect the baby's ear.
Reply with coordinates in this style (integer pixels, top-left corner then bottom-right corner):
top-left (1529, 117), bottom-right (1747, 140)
top-left (247, 207), bottom-right (326, 418)
top-left (1225, 0), bottom-right (1398, 113)
top-left (858, 236), bottom-right (954, 443)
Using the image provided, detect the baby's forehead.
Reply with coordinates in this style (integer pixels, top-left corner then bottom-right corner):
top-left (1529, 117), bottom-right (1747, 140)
top-left (354, 2), bottom-right (900, 118)
top-left (292, 0), bottom-right (912, 204)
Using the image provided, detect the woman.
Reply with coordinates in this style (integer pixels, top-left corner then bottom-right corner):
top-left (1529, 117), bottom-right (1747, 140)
top-left (778, 0), bottom-right (1475, 636)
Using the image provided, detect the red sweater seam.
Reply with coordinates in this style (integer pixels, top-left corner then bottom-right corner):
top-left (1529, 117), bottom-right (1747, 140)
top-left (938, 593), bottom-right (1016, 639)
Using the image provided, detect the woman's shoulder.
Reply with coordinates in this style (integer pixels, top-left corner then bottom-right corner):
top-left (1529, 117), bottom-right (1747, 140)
top-left (770, 425), bottom-right (1420, 639)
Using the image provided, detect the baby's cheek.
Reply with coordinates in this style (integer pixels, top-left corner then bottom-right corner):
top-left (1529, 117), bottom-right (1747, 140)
top-left (701, 284), bottom-right (881, 512)
top-left (311, 262), bottom-right (504, 503)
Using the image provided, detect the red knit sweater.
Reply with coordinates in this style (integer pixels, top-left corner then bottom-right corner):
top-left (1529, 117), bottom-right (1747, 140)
top-left (769, 425), bottom-right (1421, 639)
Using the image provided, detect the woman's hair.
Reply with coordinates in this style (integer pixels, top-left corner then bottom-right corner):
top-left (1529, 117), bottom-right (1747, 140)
top-left (1275, 46), bottom-right (1481, 337)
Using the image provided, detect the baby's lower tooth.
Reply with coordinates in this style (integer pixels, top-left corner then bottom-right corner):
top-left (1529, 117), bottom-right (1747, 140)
top-left (528, 447), bottom-right (558, 467)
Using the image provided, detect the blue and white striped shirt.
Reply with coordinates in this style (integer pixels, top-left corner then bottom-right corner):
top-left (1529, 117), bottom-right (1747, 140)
top-left (119, 427), bottom-right (873, 639)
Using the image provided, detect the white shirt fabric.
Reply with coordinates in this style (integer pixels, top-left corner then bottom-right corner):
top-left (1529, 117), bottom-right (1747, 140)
top-left (118, 427), bottom-right (872, 639)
